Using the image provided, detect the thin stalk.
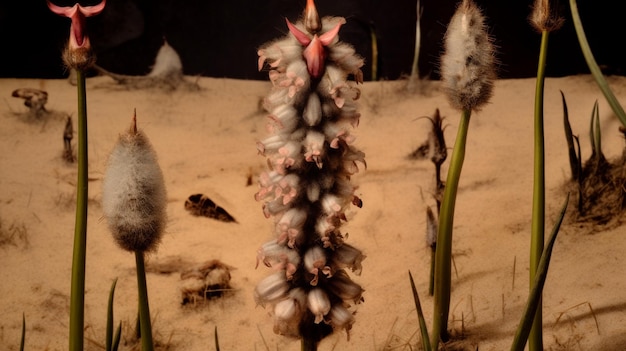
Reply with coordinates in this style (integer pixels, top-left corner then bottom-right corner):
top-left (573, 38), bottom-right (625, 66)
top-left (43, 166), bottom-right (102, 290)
top-left (369, 24), bottom-right (378, 81)
top-left (529, 29), bottom-right (549, 351)
top-left (135, 251), bottom-right (155, 351)
top-left (569, 0), bottom-right (626, 128)
top-left (511, 195), bottom-right (569, 351)
top-left (70, 69), bottom-right (89, 351)
top-left (431, 108), bottom-right (472, 348)
top-left (407, 0), bottom-right (422, 92)
top-left (301, 337), bottom-right (318, 351)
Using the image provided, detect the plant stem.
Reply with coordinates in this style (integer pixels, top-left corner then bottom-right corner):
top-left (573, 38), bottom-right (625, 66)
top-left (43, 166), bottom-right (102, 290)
top-left (569, 0), bottom-right (626, 127)
top-left (70, 69), bottom-right (88, 351)
top-left (407, 0), bottom-right (422, 92)
top-left (301, 336), bottom-right (318, 351)
top-left (431, 108), bottom-right (472, 348)
top-left (529, 29), bottom-right (549, 351)
top-left (135, 251), bottom-right (155, 351)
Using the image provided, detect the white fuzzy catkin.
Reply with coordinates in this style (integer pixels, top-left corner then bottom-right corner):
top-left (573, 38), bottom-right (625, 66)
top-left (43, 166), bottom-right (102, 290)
top-left (102, 116), bottom-right (166, 252)
top-left (440, 0), bottom-right (495, 111)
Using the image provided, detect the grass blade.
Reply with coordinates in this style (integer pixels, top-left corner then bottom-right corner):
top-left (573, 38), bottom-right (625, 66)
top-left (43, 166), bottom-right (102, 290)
top-left (409, 271), bottom-right (432, 351)
top-left (106, 278), bottom-right (118, 351)
top-left (112, 322), bottom-right (122, 351)
top-left (20, 313), bottom-right (25, 351)
top-left (511, 194), bottom-right (569, 351)
top-left (215, 326), bottom-right (220, 351)
top-left (569, 0), bottom-right (626, 127)
top-left (561, 91), bottom-right (579, 181)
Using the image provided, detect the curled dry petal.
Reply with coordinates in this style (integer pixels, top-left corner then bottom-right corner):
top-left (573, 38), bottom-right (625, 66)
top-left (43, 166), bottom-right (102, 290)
top-left (327, 303), bottom-right (355, 335)
top-left (332, 244), bottom-right (366, 275)
top-left (327, 269), bottom-right (364, 304)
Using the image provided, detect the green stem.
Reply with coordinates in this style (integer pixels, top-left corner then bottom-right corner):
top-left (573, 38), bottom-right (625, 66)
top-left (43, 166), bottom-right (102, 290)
top-left (430, 109), bottom-right (472, 349)
top-left (569, 0), bottom-right (626, 128)
top-left (301, 337), bottom-right (318, 351)
top-left (135, 251), bottom-right (155, 351)
top-left (529, 29), bottom-right (549, 351)
top-left (69, 69), bottom-right (88, 351)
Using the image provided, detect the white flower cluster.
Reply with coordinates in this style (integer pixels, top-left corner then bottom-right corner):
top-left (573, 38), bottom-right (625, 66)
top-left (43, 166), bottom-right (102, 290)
top-left (254, 0), bottom-right (366, 342)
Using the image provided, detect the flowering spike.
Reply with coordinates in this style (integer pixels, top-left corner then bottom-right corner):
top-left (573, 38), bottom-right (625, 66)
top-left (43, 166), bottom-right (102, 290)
top-left (255, 3), bottom-right (365, 343)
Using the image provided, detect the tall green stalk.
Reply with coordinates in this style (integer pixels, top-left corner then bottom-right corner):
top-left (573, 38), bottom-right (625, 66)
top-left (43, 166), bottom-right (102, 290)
top-left (431, 109), bottom-right (471, 348)
top-left (135, 251), bottom-right (155, 351)
top-left (569, 0), bottom-right (626, 128)
top-left (70, 69), bottom-right (89, 351)
top-left (529, 29), bottom-right (549, 351)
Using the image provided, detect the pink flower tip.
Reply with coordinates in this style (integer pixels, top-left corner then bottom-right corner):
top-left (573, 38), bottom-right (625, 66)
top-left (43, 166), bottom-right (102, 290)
top-left (47, 0), bottom-right (106, 48)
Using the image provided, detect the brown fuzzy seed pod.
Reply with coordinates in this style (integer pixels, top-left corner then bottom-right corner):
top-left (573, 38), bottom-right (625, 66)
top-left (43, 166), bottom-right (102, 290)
top-left (102, 115), bottom-right (167, 252)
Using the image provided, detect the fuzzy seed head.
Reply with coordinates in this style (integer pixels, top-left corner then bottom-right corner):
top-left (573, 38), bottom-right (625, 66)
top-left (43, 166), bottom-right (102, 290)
top-left (440, 0), bottom-right (496, 111)
top-left (102, 116), bottom-right (166, 252)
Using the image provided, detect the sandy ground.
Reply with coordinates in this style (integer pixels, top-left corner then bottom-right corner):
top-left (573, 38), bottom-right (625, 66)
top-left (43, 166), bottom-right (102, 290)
top-left (1, 74), bottom-right (626, 350)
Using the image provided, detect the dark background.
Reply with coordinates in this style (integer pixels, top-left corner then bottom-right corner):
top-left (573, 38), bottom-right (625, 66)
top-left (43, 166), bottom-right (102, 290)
top-left (1, 0), bottom-right (624, 81)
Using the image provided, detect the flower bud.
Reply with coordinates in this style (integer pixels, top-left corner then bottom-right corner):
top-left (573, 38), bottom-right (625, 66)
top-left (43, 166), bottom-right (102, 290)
top-left (327, 303), bottom-right (355, 333)
top-left (254, 272), bottom-right (289, 307)
top-left (102, 113), bottom-right (166, 253)
top-left (307, 288), bottom-right (331, 323)
top-left (273, 288), bottom-right (306, 336)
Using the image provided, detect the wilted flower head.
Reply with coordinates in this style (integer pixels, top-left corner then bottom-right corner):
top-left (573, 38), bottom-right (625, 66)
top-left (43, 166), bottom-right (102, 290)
top-left (254, 0), bottom-right (365, 345)
top-left (47, 0), bottom-right (106, 71)
top-left (529, 0), bottom-right (564, 32)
